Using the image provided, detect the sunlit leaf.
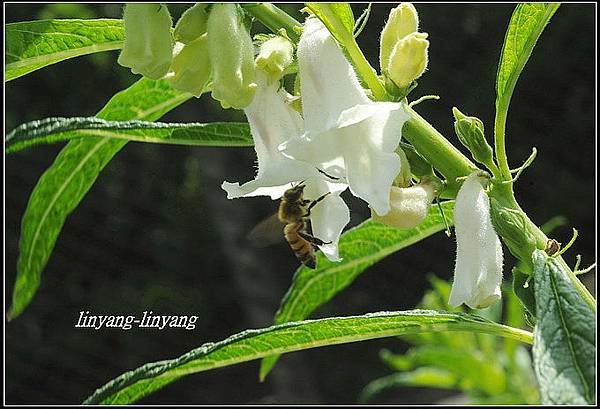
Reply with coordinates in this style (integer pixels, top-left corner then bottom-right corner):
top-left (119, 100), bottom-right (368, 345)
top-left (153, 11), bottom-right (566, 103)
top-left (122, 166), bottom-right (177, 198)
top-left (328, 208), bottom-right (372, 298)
top-left (259, 201), bottom-right (455, 379)
top-left (84, 310), bottom-right (532, 405)
top-left (5, 19), bottom-right (124, 81)
top-left (7, 117), bottom-right (252, 154)
top-left (8, 79), bottom-right (191, 319)
top-left (495, 4), bottom-right (560, 130)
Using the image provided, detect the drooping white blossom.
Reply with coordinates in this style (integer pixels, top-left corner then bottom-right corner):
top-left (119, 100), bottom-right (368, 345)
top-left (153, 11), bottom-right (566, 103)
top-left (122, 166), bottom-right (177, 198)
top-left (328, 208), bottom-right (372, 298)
top-left (221, 72), bottom-right (349, 261)
top-left (279, 17), bottom-right (410, 216)
top-left (449, 171), bottom-right (503, 309)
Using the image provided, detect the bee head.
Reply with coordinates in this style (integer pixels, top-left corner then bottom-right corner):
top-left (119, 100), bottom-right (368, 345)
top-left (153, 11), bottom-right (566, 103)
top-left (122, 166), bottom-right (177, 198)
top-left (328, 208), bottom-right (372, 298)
top-left (284, 183), bottom-right (305, 201)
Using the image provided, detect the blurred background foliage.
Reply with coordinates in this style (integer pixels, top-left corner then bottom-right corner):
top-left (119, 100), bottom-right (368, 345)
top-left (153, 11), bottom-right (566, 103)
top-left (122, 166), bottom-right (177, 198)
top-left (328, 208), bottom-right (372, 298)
top-left (5, 3), bottom-right (595, 404)
top-left (359, 277), bottom-right (540, 405)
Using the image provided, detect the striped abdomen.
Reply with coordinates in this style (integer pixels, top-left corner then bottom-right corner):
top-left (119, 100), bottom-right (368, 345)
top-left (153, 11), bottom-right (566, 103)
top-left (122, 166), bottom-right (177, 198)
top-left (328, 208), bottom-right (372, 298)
top-left (284, 221), bottom-right (316, 269)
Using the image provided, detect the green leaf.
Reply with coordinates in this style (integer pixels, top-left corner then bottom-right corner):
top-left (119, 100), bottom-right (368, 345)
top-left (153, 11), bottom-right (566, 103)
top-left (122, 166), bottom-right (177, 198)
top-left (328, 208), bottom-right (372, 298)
top-left (512, 267), bottom-right (536, 318)
top-left (305, 3), bottom-right (355, 43)
top-left (5, 19), bottom-right (124, 82)
top-left (6, 117), bottom-right (252, 154)
top-left (259, 201), bottom-right (455, 380)
top-left (532, 250), bottom-right (596, 404)
top-left (495, 3), bottom-right (560, 120)
top-left (83, 310), bottom-right (533, 405)
top-left (8, 79), bottom-right (191, 320)
top-left (390, 345), bottom-right (506, 395)
top-left (358, 367), bottom-right (459, 403)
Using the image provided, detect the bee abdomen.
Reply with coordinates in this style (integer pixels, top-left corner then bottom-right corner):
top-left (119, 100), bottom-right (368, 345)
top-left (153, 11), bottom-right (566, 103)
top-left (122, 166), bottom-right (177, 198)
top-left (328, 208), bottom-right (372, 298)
top-left (284, 222), bottom-right (316, 269)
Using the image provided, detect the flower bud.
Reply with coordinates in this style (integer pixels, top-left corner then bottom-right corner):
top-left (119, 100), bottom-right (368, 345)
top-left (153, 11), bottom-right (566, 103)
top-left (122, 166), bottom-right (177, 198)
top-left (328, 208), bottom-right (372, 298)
top-left (387, 32), bottom-right (429, 88)
top-left (174, 3), bottom-right (209, 44)
top-left (255, 36), bottom-right (294, 81)
top-left (371, 180), bottom-right (436, 229)
top-left (118, 3), bottom-right (174, 80)
top-left (449, 171), bottom-right (503, 309)
top-left (380, 3), bottom-right (419, 73)
top-left (452, 107), bottom-right (494, 166)
top-left (166, 35), bottom-right (211, 97)
top-left (207, 3), bottom-right (257, 109)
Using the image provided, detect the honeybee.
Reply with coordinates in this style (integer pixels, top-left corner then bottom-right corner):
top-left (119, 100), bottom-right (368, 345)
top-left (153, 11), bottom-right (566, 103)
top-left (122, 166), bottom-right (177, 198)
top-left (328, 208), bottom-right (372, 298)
top-left (249, 182), bottom-right (331, 269)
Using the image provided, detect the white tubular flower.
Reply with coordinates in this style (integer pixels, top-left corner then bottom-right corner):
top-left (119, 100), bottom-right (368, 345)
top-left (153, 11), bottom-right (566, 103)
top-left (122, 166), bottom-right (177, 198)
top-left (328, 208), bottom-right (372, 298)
top-left (449, 171), bottom-right (504, 309)
top-left (221, 72), bottom-right (350, 261)
top-left (279, 17), bottom-right (410, 216)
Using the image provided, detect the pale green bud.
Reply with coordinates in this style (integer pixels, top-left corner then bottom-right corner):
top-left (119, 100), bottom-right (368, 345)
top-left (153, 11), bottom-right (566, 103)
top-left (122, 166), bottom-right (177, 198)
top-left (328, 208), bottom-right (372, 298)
top-left (387, 32), bottom-right (429, 88)
top-left (118, 3), bottom-right (174, 80)
top-left (174, 3), bottom-right (209, 44)
top-left (166, 35), bottom-right (211, 97)
top-left (380, 3), bottom-right (419, 73)
top-left (255, 36), bottom-right (294, 81)
top-left (452, 107), bottom-right (494, 166)
top-left (207, 3), bottom-right (257, 109)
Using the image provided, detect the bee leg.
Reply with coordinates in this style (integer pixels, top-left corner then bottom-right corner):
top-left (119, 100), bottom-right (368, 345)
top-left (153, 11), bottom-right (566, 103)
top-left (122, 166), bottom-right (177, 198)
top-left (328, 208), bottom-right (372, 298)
top-left (298, 231), bottom-right (332, 246)
top-left (303, 192), bottom-right (331, 217)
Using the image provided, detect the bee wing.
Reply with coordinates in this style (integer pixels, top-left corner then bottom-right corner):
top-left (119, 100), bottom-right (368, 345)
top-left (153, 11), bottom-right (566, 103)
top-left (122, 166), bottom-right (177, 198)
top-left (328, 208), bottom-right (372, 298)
top-left (247, 212), bottom-right (286, 247)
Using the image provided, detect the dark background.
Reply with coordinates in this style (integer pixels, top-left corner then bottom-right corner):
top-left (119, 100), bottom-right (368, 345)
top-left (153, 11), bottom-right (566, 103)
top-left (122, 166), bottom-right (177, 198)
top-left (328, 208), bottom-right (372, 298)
top-left (5, 3), bottom-right (596, 405)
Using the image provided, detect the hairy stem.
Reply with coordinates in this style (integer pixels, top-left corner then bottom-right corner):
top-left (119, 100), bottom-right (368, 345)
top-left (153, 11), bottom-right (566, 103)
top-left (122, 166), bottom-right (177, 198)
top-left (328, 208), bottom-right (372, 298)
top-left (402, 105), bottom-right (476, 197)
top-left (242, 3), bottom-right (303, 42)
top-left (494, 105), bottom-right (513, 182)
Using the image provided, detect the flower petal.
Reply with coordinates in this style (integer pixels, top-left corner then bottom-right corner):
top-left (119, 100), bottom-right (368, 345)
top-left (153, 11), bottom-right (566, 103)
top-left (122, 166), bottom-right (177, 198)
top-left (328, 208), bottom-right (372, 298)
top-left (449, 172), bottom-right (503, 309)
top-left (344, 147), bottom-right (400, 216)
top-left (280, 17), bottom-right (410, 216)
top-left (304, 177), bottom-right (350, 261)
top-left (298, 18), bottom-right (370, 131)
top-left (222, 72), bottom-right (318, 199)
top-left (337, 102), bottom-right (410, 152)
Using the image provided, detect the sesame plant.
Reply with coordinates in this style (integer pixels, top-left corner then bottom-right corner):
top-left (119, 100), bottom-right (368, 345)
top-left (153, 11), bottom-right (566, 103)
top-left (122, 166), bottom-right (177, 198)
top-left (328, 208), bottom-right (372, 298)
top-left (5, 2), bottom-right (596, 405)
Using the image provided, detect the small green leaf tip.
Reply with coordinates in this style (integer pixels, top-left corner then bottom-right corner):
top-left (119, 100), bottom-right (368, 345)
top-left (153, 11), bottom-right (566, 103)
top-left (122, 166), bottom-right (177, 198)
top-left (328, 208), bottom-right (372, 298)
top-left (207, 3), bottom-right (257, 109)
top-left (118, 3), bottom-right (174, 80)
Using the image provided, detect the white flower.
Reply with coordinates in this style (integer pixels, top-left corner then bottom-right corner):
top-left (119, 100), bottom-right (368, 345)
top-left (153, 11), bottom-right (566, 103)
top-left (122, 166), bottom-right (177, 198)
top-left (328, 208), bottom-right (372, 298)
top-left (449, 171), bottom-right (503, 309)
top-left (279, 17), bottom-right (411, 216)
top-left (221, 72), bottom-right (350, 261)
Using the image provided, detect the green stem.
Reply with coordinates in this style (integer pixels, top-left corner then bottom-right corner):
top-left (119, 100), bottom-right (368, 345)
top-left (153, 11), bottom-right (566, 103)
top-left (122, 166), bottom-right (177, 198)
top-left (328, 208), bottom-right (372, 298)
top-left (242, 3), bottom-right (303, 42)
top-left (402, 105), bottom-right (476, 197)
top-left (342, 35), bottom-right (388, 101)
top-left (494, 104), bottom-right (513, 182)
